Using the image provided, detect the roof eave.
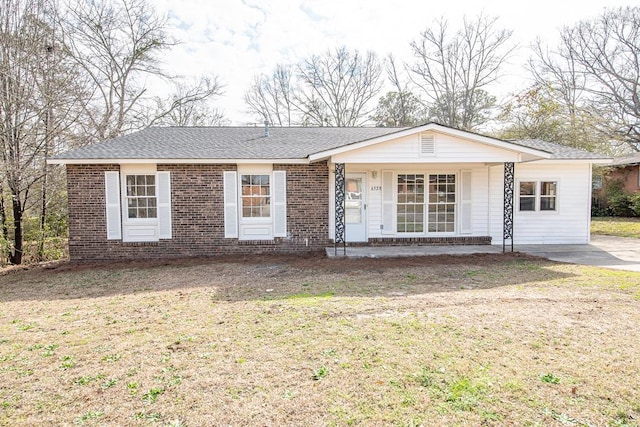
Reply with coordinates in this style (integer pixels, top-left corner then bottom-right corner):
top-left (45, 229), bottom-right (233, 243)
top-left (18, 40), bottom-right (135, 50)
top-left (308, 123), bottom-right (553, 161)
top-left (47, 157), bottom-right (311, 165)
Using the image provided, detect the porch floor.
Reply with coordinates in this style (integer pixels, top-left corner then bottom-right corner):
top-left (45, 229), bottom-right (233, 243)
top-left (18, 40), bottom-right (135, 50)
top-left (325, 235), bottom-right (640, 272)
top-left (326, 244), bottom-right (503, 258)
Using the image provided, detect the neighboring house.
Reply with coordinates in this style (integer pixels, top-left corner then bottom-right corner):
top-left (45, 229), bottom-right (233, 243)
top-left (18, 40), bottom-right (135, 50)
top-left (49, 123), bottom-right (609, 261)
top-left (607, 153), bottom-right (640, 193)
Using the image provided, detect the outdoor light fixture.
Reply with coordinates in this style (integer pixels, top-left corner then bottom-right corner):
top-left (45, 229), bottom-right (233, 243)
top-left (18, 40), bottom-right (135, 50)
top-left (371, 170), bottom-right (378, 179)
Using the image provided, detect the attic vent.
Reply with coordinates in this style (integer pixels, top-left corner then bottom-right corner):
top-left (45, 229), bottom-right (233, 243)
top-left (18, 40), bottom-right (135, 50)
top-left (420, 134), bottom-right (435, 155)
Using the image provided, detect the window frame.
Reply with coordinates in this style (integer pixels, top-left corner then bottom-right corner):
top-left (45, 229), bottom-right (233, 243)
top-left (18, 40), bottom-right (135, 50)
top-left (392, 171), bottom-right (458, 236)
top-left (240, 173), bottom-right (271, 220)
top-left (124, 174), bottom-right (158, 220)
top-left (517, 179), bottom-right (559, 213)
top-left (427, 173), bottom-right (456, 233)
top-left (396, 173), bottom-right (425, 234)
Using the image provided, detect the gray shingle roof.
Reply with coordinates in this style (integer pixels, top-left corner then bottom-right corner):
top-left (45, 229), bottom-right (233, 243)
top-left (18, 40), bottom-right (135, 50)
top-left (510, 139), bottom-right (610, 160)
top-left (610, 152), bottom-right (640, 166)
top-left (53, 126), bottom-right (407, 160)
top-left (51, 126), bottom-right (609, 162)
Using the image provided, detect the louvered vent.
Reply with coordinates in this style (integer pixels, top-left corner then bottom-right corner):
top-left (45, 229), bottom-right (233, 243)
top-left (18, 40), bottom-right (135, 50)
top-left (420, 134), bottom-right (435, 155)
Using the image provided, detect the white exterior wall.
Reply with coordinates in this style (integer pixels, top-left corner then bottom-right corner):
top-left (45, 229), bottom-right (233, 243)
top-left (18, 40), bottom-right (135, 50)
top-left (328, 163), bottom-right (491, 240)
top-left (325, 129), bottom-right (593, 245)
top-left (329, 161), bottom-right (592, 244)
top-left (489, 162), bottom-right (592, 244)
top-left (332, 132), bottom-right (523, 164)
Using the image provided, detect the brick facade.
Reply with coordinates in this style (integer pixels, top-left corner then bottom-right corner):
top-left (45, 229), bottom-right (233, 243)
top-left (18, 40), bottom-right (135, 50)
top-left (66, 162), bottom-right (331, 261)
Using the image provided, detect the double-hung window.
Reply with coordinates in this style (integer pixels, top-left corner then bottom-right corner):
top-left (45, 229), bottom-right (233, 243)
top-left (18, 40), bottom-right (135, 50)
top-left (241, 174), bottom-right (270, 218)
top-left (223, 169), bottom-right (287, 240)
top-left (428, 174), bottom-right (456, 232)
top-left (397, 174), bottom-right (424, 233)
top-left (519, 181), bottom-right (557, 212)
top-left (104, 167), bottom-right (171, 242)
top-left (125, 175), bottom-right (157, 219)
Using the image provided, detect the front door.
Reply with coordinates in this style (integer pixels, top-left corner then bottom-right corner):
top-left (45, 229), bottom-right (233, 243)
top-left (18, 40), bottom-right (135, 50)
top-left (345, 173), bottom-right (366, 242)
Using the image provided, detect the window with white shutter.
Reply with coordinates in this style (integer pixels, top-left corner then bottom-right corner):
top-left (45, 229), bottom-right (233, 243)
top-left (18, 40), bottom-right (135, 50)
top-left (272, 171), bottom-right (287, 237)
top-left (223, 171), bottom-right (239, 238)
top-left (105, 171), bottom-right (122, 240)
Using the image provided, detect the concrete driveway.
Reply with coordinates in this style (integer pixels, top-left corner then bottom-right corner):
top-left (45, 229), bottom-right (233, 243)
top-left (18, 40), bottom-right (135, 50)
top-left (328, 235), bottom-right (640, 271)
top-left (514, 235), bottom-right (640, 272)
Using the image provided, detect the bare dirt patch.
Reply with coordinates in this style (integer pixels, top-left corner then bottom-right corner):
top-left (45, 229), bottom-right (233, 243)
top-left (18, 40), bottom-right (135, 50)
top-left (1, 253), bottom-right (639, 426)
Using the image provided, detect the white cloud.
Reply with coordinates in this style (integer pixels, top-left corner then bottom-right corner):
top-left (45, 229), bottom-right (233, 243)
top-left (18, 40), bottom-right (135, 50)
top-left (150, 0), bottom-right (638, 125)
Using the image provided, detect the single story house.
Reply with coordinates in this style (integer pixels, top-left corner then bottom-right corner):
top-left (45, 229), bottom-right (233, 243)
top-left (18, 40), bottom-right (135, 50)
top-left (49, 123), bottom-right (609, 261)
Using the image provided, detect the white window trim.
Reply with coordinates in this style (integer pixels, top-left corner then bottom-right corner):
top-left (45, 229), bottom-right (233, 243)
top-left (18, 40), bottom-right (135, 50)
top-left (239, 173), bottom-right (272, 223)
top-left (517, 179), bottom-right (560, 214)
top-left (235, 165), bottom-right (288, 241)
top-left (392, 171), bottom-right (459, 237)
top-left (121, 165), bottom-right (158, 225)
top-left (425, 172), bottom-right (458, 235)
top-left (394, 171), bottom-right (426, 237)
top-left (120, 164), bottom-right (160, 242)
top-left (123, 174), bottom-right (158, 222)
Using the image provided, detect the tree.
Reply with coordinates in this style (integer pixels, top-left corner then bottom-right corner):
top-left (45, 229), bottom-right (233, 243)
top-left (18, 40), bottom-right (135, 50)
top-left (0, 0), bottom-right (80, 264)
top-left (244, 64), bottom-right (297, 126)
top-left (498, 85), bottom-right (567, 141)
top-left (296, 46), bottom-right (383, 126)
top-left (408, 14), bottom-right (514, 130)
top-left (62, 0), bottom-right (169, 143)
top-left (150, 75), bottom-right (227, 126)
top-left (371, 91), bottom-right (425, 127)
top-left (530, 7), bottom-right (640, 151)
top-left (371, 55), bottom-right (426, 127)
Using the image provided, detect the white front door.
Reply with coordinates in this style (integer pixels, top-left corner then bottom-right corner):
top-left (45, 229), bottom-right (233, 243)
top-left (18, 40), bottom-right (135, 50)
top-left (345, 173), bottom-right (366, 242)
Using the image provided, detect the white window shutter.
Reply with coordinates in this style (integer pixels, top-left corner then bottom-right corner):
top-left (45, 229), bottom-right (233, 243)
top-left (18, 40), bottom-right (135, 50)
top-left (381, 171), bottom-right (394, 235)
top-left (273, 171), bottom-right (287, 237)
top-left (157, 171), bottom-right (172, 239)
top-left (104, 171), bottom-right (122, 240)
top-left (223, 171), bottom-right (238, 238)
top-left (460, 170), bottom-right (472, 234)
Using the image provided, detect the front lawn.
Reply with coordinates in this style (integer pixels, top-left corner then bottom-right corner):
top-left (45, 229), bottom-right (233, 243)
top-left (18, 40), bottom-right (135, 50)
top-left (591, 216), bottom-right (640, 238)
top-left (1, 254), bottom-right (639, 426)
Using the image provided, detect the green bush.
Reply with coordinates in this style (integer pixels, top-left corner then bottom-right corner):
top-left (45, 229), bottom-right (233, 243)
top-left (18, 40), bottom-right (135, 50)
top-left (607, 192), bottom-right (634, 217)
top-left (630, 193), bottom-right (640, 217)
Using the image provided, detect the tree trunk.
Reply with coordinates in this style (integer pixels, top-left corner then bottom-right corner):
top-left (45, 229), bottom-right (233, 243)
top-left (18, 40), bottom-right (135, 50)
top-left (37, 168), bottom-right (47, 262)
top-left (10, 196), bottom-right (23, 265)
top-left (0, 190), bottom-right (8, 263)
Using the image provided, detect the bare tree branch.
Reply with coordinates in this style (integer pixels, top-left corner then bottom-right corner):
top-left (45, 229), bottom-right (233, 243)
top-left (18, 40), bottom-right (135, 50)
top-left (407, 14), bottom-right (515, 130)
top-left (295, 46), bottom-right (383, 127)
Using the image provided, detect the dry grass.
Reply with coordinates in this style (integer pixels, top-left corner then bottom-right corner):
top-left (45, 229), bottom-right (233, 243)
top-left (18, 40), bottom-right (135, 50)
top-left (1, 253), bottom-right (640, 426)
top-left (592, 217), bottom-right (640, 239)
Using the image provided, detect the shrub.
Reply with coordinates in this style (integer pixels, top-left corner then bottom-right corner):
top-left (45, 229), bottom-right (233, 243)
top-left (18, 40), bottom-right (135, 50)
top-left (607, 192), bottom-right (634, 217)
top-left (630, 193), bottom-right (640, 217)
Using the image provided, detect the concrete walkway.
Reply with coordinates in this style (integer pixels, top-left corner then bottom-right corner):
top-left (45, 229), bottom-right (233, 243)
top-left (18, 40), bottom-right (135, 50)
top-left (326, 235), bottom-right (640, 272)
top-left (514, 235), bottom-right (640, 272)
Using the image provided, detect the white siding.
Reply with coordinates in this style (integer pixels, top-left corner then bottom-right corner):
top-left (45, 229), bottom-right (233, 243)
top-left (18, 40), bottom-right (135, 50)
top-left (471, 168), bottom-right (490, 237)
top-left (332, 132), bottom-right (522, 164)
top-left (332, 164), bottom-right (491, 240)
top-left (489, 163), bottom-right (591, 244)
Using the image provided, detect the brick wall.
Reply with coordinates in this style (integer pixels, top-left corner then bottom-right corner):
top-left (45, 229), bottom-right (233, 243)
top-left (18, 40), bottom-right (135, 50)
top-left (66, 162), bottom-right (331, 261)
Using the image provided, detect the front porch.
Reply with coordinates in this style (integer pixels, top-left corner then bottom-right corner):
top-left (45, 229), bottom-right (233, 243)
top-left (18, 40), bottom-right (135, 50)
top-left (325, 243), bottom-right (503, 258)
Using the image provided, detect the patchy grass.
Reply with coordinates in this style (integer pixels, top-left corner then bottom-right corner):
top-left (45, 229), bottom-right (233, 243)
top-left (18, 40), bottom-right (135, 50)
top-left (592, 216), bottom-right (640, 238)
top-left (1, 254), bottom-right (639, 425)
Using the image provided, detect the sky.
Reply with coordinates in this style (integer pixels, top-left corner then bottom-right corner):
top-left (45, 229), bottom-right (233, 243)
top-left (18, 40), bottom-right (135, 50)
top-left (150, 0), bottom-right (637, 126)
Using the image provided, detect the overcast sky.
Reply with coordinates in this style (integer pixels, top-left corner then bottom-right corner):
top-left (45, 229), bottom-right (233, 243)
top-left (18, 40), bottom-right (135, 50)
top-left (150, 0), bottom-right (637, 126)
